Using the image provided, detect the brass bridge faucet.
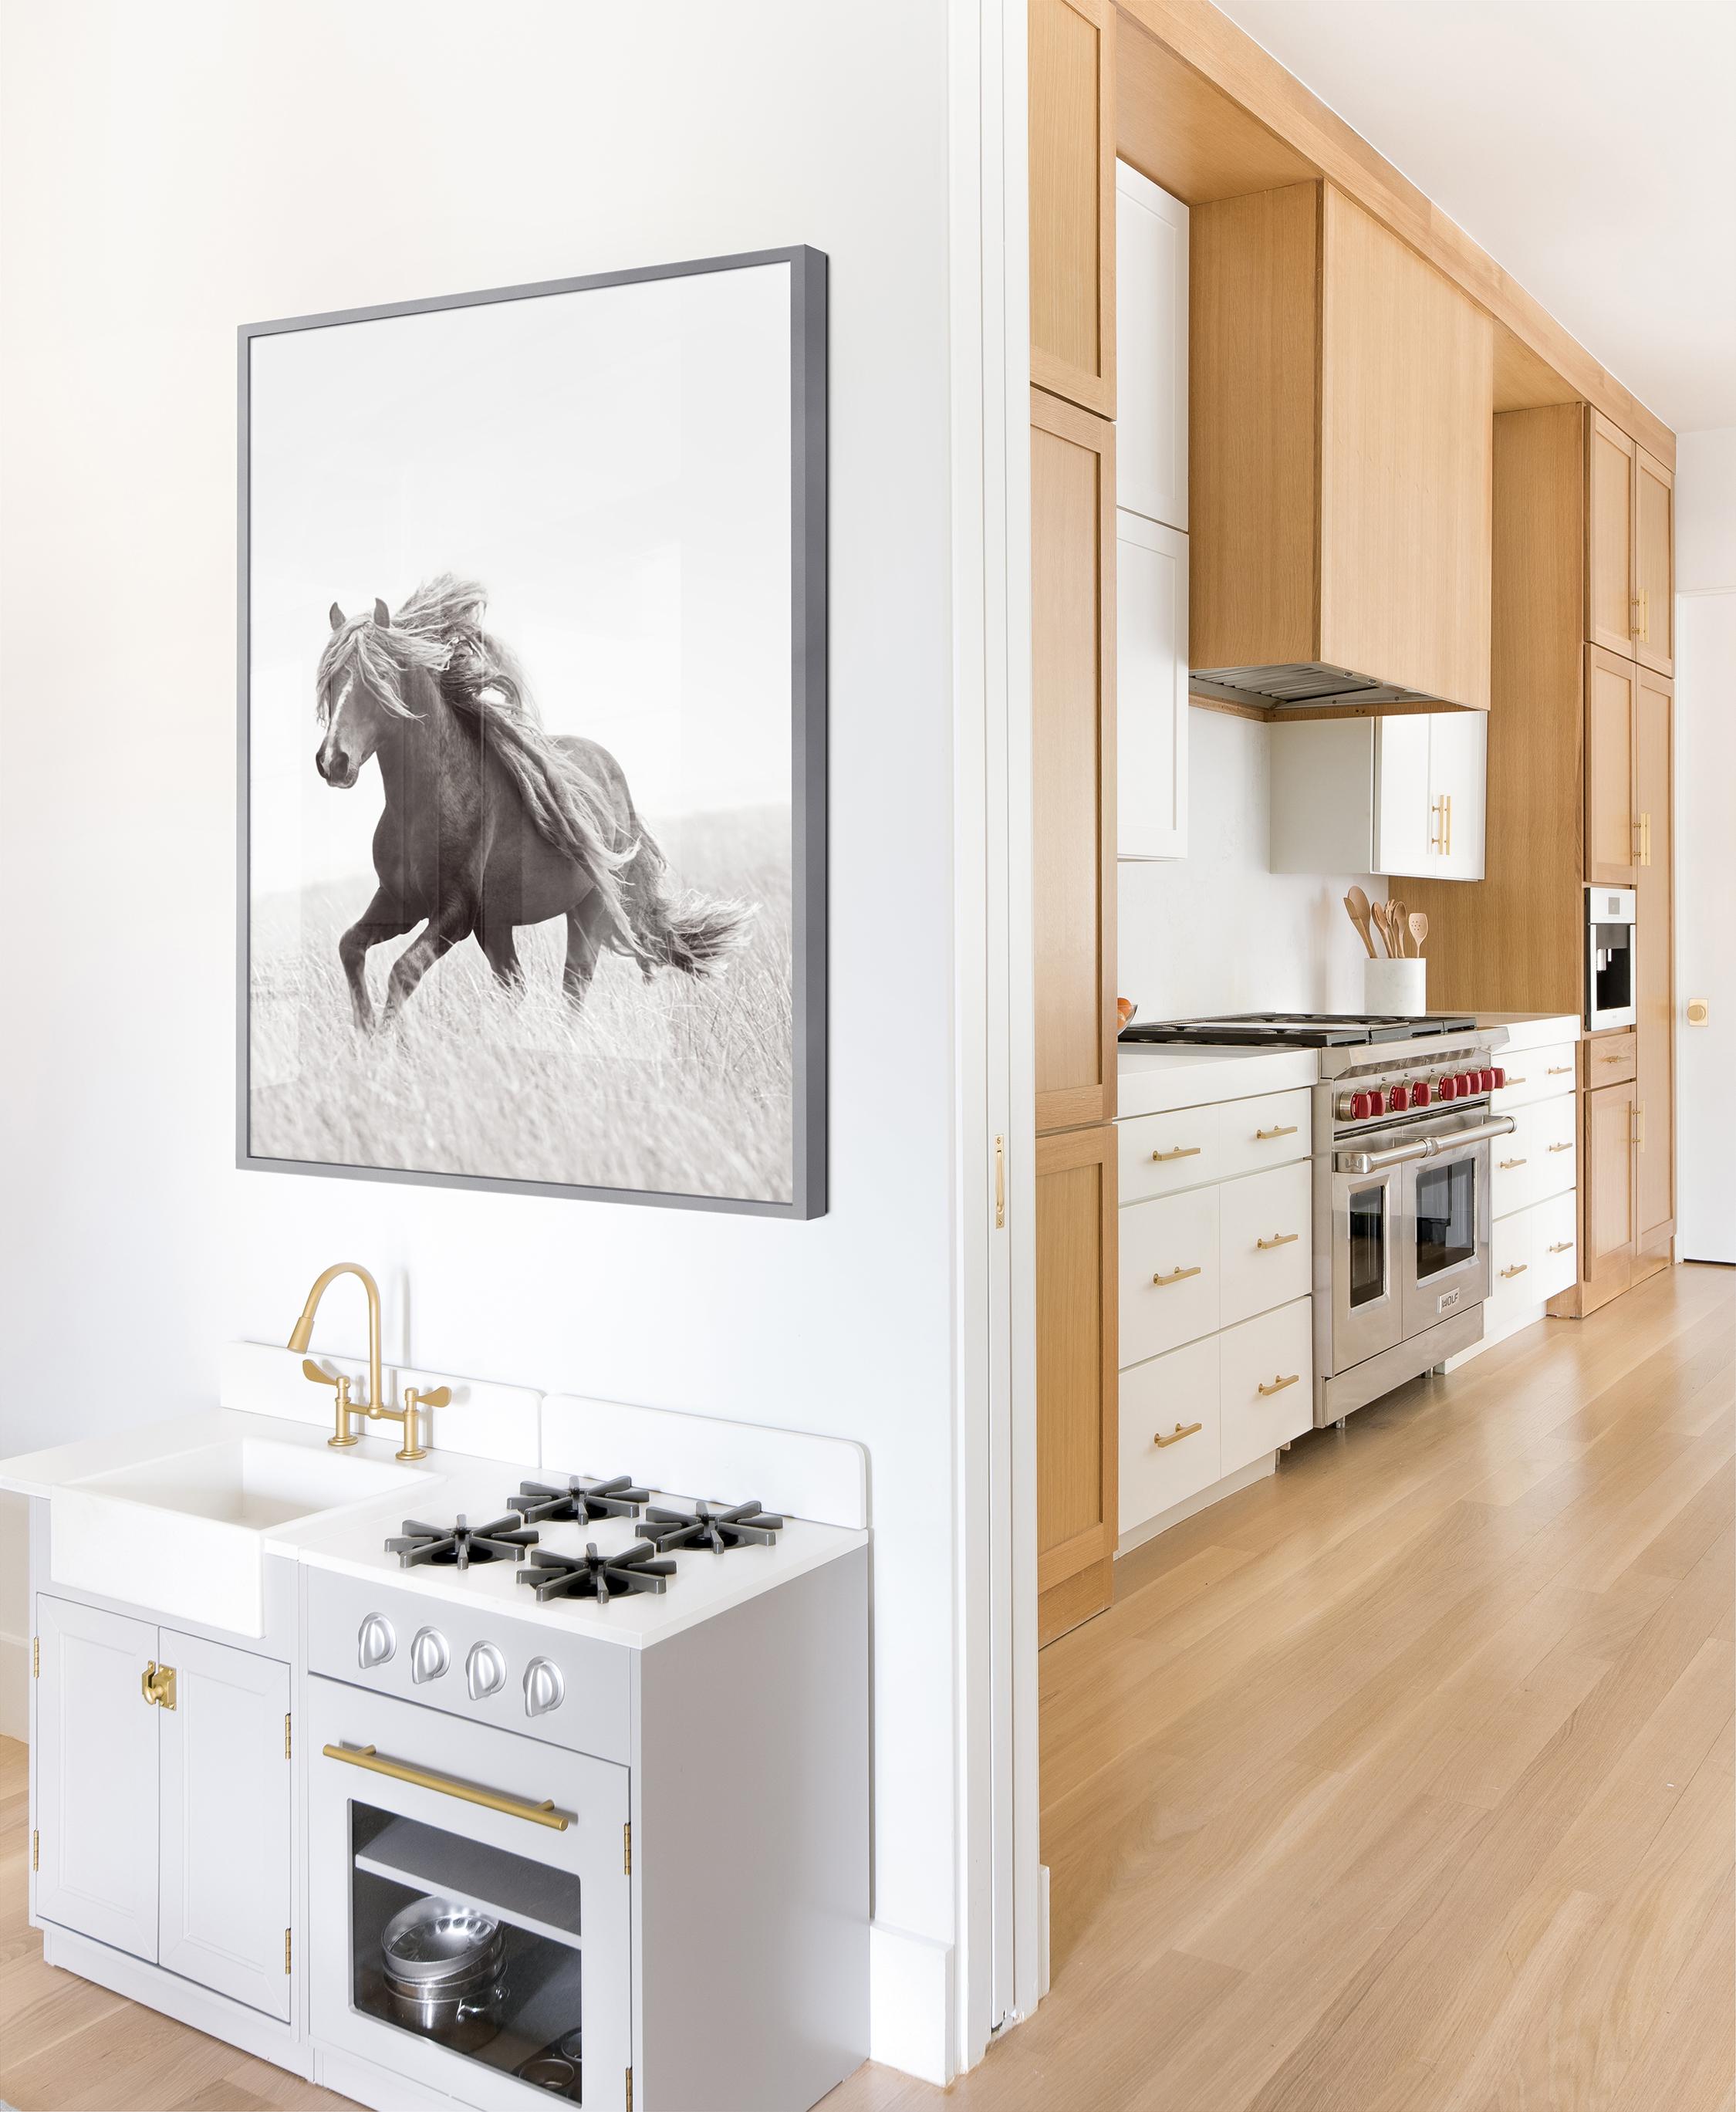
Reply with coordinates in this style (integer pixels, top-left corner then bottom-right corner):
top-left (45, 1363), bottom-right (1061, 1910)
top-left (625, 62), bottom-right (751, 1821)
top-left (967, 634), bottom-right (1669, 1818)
top-left (285, 1262), bottom-right (446, 1462)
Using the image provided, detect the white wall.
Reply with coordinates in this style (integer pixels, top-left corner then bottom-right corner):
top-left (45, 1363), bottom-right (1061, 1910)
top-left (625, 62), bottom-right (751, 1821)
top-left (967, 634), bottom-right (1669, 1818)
top-left (0, 0), bottom-right (964, 2065)
top-left (1674, 429), bottom-right (1736, 1263)
top-left (1119, 709), bottom-right (1385, 1017)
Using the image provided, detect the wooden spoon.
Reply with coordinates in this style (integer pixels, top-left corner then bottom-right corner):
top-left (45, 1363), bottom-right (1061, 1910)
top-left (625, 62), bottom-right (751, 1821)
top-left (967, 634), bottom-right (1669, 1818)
top-left (1390, 898), bottom-right (1408, 955)
top-left (1344, 887), bottom-right (1376, 958)
top-left (1408, 911), bottom-right (1428, 957)
top-left (1369, 901), bottom-right (1391, 957)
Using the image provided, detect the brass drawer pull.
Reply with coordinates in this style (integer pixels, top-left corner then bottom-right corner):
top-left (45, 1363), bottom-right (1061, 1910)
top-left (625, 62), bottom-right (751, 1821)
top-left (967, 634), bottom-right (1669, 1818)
top-left (1256, 1232), bottom-right (1299, 1250)
top-left (1549, 1241), bottom-right (1575, 1254)
top-left (140, 1661), bottom-right (177, 1711)
top-left (1255, 1124), bottom-right (1298, 1140)
top-left (321, 1742), bottom-right (569, 1830)
top-left (1153, 1421), bottom-right (1203, 1448)
top-left (1258, 1374), bottom-right (1300, 1397)
top-left (1548, 1141), bottom-right (1572, 1154)
top-left (1150, 1144), bottom-right (1202, 1162)
top-left (1547, 1066), bottom-right (1573, 1076)
top-left (1498, 1157), bottom-right (1527, 1170)
top-left (1152, 1265), bottom-right (1202, 1287)
top-left (1599, 1053), bottom-right (1625, 1064)
top-left (1502, 1076), bottom-right (1526, 1087)
top-left (1499, 1262), bottom-right (1529, 1279)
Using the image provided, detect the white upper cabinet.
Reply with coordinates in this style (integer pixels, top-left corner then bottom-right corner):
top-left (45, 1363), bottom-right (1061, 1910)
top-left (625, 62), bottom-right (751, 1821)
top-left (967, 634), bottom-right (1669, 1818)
top-left (1115, 161), bottom-right (1188, 532)
top-left (1117, 510), bottom-right (1189, 859)
top-left (1268, 713), bottom-right (1487, 880)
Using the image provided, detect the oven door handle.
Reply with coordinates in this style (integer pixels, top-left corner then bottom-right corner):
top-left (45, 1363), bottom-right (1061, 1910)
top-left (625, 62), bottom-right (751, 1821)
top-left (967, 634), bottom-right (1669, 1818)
top-left (321, 1741), bottom-right (571, 1830)
top-left (1336, 1115), bottom-right (1515, 1175)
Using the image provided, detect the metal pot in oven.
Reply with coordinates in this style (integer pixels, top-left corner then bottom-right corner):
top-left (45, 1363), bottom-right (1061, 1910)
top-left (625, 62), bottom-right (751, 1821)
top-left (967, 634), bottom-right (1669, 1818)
top-left (380, 1897), bottom-right (506, 2036)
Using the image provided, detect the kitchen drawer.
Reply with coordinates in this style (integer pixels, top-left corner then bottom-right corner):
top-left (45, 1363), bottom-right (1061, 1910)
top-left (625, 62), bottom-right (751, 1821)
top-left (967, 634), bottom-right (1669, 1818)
top-left (1219, 1161), bottom-right (1312, 1327)
top-left (1532, 1188), bottom-right (1579, 1301)
top-left (1215, 1088), bottom-right (1311, 1181)
top-left (1492, 1097), bottom-right (1578, 1218)
top-left (1582, 1031), bottom-right (1636, 1087)
top-left (1219, 1296), bottom-right (1313, 1476)
top-left (1118, 1103), bottom-right (1221, 1205)
top-left (1121, 1185), bottom-right (1220, 1365)
top-left (1490, 1205), bottom-right (1535, 1301)
top-left (1490, 1042), bottom-right (1578, 1113)
top-left (1120, 1334), bottom-right (1221, 1533)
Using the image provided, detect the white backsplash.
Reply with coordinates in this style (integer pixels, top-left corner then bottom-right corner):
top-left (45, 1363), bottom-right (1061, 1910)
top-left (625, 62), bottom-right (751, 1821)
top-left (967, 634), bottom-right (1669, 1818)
top-left (1119, 707), bottom-right (1385, 1019)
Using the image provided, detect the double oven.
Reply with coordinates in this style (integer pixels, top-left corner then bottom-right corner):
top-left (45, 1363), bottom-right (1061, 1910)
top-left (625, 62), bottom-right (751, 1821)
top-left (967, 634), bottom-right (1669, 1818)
top-left (1312, 1036), bottom-right (1515, 1426)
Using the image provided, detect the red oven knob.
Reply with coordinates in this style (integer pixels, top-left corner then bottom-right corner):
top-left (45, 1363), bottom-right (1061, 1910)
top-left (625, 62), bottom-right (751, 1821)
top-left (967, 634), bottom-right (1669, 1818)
top-left (1458, 1073), bottom-right (1478, 1097)
top-left (1386, 1086), bottom-right (1407, 1114)
top-left (1438, 1075), bottom-right (1457, 1100)
top-left (1411, 1080), bottom-right (1430, 1107)
top-left (1352, 1091), bottom-right (1375, 1119)
top-left (1491, 1067), bottom-right (1505, 1090)
top-left (1477, 1067), bottom-right (1494, 1093)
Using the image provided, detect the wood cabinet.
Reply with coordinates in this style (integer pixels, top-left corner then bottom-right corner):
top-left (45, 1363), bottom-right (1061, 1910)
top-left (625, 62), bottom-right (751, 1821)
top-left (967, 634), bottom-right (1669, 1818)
top-left (1635, 667), bottom-right (1674, 1249)
top-left (1036, 1124), bottom-right (1117, 1644)
top-left (1190, 181), bottom-right (1494, 715)
top-left (1582, 1077), bottom-right (1638, 1306)
top-left (1029, 0), bottom-right (1115, 417)
top-left (1586, 646), bottom-right (1638, 885)
top-left (1116, 509), bottom-right (1187, 858)
top-left (1113, 158), bottom-right (1185, 531)
top-left (34, 1595), bottom-right (292, 2020)
top-left (1267, 710), bottom-right (1486, 880)
top-left (1032, 388), bottom-right (1116, 1131)
top-left (1586, 409), bottom-right (1674, 673)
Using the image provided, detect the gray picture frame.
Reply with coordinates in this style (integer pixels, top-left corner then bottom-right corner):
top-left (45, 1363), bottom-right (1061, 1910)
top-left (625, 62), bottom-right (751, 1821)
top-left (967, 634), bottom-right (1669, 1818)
top-left (236, 246), bottom-right (827, 1218)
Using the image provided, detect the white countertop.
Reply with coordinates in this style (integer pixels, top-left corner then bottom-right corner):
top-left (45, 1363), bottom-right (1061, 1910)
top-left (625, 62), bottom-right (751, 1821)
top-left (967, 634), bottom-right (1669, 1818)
top-left (1117, 1043), bottom-right (1319, 1120)
top-left (1473, 1012), bottom-right (1581, 1053)
top-left (1, 1407), bottom-right (865, 1651)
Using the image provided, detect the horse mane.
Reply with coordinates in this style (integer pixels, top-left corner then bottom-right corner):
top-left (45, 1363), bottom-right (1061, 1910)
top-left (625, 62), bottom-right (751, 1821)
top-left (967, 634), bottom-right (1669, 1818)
top-left (315, 576), bottom-right (643, 956)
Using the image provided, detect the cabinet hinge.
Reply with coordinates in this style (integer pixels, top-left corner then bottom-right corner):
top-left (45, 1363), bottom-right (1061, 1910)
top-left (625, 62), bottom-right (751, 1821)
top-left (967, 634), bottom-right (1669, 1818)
top-left (285, 1712), bottom-right (292, 1760)
top-left (32, 1636), bottom-right (39, 1678)
top-left (623, 1820), bottom-right (632, 1875)
top-left (285, 1927), bottom-right (292, 1974)
top-left (32, 1829), bottom-right (39, 1871)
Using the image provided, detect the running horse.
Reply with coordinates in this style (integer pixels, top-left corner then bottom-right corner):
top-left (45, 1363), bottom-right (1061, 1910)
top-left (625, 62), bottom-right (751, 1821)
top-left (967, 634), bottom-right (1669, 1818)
top-left (312, 576), bottom-right (749, 1029)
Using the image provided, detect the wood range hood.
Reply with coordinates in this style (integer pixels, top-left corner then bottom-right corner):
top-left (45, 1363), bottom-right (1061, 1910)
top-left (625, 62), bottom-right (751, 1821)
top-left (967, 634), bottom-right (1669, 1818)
top-left (1188, 180), bottom-right (1495, 723)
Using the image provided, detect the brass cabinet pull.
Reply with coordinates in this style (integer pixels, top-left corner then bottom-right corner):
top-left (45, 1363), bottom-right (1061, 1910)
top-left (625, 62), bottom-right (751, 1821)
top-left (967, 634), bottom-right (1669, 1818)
top-left (322, 1742), bottom-right (569, 1830)
top-left (1150, 1144), bottom-right (1202, 1163)
top-left (1548, 1140), bottom-right (1572, 1153)
top-left (140, 1661), bottom-right (176, 1711)
top-left (1549, 1241), bottom-right (1575, 1255)
top-left (1548, 1065), bottom-right (1573, 1076)
top-left (1442, 792), bottom-right (1453, 858)
top-left (1498, 1157), bottom-right (1527, 1169)
top-left (1430, 795), bottom-right (1444, 853)
top-left (1599, 1053), bottom-right (1625, 1064)
top-left (1258, 1374), bottom-right (1300, 1396)
top-left (1256, 1232), bottom-right (1300, 1249)
top-left (1500, 1263), bottom-right (1529, 1279)
top-left (1153, 1421), bottom-right (1203, 1448)
top-left (1640, 811), bottom-right (1652, 866)
top-left (1503, 1076), bottom-right (1526, 1087)
top-left (1255, 1124), bottom-right (1298, 1140)
top-left (1152, 1265), bottom-right (1202, 1287)
top-left (1635, 1103), bottom-right (1646, 1149)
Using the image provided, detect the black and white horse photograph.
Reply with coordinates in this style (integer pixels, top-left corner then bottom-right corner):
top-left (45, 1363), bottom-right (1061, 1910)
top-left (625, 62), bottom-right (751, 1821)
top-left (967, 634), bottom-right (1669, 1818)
top-left (241, 255), bottom-right (822, 1211)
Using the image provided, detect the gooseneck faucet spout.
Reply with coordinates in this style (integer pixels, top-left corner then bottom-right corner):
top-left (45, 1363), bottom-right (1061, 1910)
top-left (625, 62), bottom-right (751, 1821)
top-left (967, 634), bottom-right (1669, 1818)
top-left (288, 1262), bottom-right (386, 1451)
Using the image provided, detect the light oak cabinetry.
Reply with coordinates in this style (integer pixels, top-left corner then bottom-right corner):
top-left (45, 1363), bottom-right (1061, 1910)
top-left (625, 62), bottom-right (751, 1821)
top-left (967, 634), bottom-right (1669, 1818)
top-left (1029, 0), bottom-right (1115, 417)
top-left (1035, 1125), bottom-right (1117, 1645)
top-left (1403, 404), bottom-right (1675, 1323)
top-left (1032, 389), bottom-right (1116, 1134)
top-left (1586, 411), bottom-right (1674, 672)
top-left (1633, 449), bottom-right (1674, 674)
top-left (35, 1594), bottom-right (292, 2020)
top-left (1189, 181), bottom-right (1493, 717)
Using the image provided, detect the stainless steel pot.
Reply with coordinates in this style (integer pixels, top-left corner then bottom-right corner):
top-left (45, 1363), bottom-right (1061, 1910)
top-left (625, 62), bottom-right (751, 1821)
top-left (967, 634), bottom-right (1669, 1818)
top-left (380, 1897), bottom-right (506, 2036)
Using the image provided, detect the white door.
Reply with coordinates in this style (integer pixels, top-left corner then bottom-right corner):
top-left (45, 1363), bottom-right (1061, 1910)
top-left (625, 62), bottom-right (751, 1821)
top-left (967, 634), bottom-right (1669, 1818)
top-left (1676, 590), bottom-right (1736, 1261)
top-left (1427, 711), bottom-right (1488, 880)
top-left (1116, 510), bottom-right (1188, 858)
top-left (1114, 160), bottom-right (1187, 532)
top-left (35, 1594), bottom-right (160, 1960)
top-left (159, 1630), bottom-right (292, 2019)
top-left (1374, 716), bottom-right (1434, 877)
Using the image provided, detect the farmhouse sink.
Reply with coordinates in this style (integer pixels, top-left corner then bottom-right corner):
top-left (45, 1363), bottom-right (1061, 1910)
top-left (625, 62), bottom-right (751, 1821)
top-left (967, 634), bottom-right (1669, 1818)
top-left (51, 1437), bottom-right (433, 1637)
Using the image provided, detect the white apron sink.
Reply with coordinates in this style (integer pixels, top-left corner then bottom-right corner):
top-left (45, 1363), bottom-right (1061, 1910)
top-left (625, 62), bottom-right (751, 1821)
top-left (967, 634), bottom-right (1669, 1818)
top-left (51, 1438), bottom-right (431, 1637)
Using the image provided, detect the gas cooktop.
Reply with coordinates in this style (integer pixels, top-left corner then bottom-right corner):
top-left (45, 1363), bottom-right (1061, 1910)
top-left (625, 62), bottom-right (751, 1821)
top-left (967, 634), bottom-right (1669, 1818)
top-left (1119, 1012), bottom-right (1479, 1048)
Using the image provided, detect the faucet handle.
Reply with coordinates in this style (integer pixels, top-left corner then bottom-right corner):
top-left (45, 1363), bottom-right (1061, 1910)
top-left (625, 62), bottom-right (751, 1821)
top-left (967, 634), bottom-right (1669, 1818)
top-left (395, 1384), bottom-right (445, 1465)
top-left (409, 1385), bottom-right (451, 1411)
top-left (302, 1357), bottom-right (338, 1387)
top-left (304, 1359), bottom-right (362, 1448)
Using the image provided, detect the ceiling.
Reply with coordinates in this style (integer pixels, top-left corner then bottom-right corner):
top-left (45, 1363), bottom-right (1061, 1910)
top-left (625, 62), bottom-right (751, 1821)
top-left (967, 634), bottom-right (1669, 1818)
top-left (1213, 0), bottom-right (1736, 434)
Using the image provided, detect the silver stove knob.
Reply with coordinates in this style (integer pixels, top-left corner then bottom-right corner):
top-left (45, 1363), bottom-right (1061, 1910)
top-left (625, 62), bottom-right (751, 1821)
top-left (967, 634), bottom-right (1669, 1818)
top-left (410, 1627), bottom-right (451, 1685)
top-left (357, 1614), bottom-right (396, 1670)
top-left (466, 1641), bottom-right (508, 1701)
top-left (523, 1657), bottom-right (565, 1719)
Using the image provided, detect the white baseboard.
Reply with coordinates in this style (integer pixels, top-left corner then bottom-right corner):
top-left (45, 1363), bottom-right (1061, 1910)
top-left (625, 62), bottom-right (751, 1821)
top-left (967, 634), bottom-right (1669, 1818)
top-left (0, 1630), bottom-right (28, 1742)
top-left (1039, 1864), bottom-right (1051, 1999)
top-left (869, 1918), bottom-right (955, 2086)
top-left (1116, 1452), bottom-right (1277, 1559)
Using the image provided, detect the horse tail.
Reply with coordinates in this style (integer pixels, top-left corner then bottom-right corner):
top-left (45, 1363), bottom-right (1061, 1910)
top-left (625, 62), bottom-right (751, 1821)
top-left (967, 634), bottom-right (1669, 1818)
top-left (622, 827), bottom-right (755, 979)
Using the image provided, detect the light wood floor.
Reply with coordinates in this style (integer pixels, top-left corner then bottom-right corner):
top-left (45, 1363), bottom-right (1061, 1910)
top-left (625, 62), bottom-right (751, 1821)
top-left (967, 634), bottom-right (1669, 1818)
top-left (2, 1266), bottom-right (1731, 2111)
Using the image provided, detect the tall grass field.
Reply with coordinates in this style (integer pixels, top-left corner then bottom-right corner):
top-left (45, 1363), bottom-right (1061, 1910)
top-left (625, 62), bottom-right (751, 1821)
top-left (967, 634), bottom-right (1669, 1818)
top-left (248, 806), bottom-right (793, 1203)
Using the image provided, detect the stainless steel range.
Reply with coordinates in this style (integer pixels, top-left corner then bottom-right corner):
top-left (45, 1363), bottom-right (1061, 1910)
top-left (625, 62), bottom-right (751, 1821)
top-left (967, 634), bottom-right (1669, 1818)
top-left (1120, 1014), bottom-right (1515, 1426)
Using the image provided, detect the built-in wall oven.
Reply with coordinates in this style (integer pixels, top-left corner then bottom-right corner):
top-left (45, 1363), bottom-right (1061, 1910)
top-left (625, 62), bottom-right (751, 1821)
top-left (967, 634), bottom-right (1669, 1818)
top-left (1312, 1036), bottom-right (1515, 1426)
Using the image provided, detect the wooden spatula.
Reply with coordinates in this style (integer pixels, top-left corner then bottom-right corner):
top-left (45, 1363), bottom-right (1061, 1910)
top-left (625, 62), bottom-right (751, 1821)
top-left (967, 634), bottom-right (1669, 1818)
top-left (1344, 887), bottom-right (1376, 958)
top-left (1408, 911), bottom-right (1428, 957)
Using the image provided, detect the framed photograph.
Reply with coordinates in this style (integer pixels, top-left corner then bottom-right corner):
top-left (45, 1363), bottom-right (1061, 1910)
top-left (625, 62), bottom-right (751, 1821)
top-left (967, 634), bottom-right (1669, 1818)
top-left (238, 248), bottom-right (826, 1216)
